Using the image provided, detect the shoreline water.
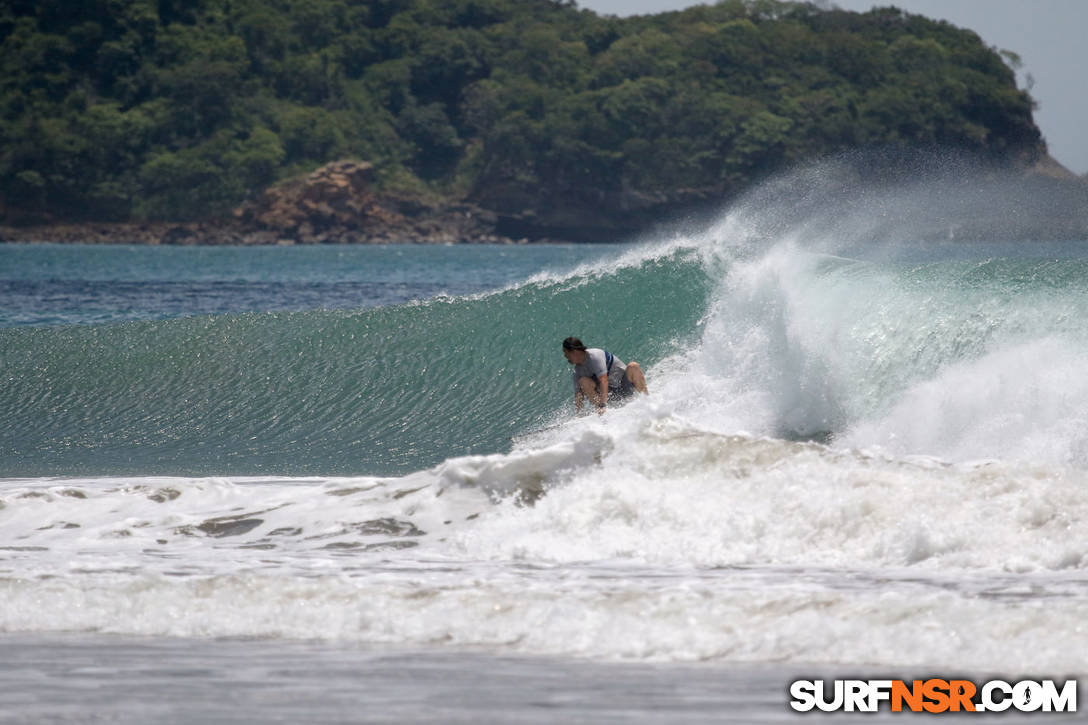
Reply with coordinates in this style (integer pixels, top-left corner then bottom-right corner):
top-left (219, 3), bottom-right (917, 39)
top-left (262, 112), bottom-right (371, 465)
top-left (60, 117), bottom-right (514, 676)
top-left (0, 633), bottom-right (860, 725)
top-left (3, 633), bottom-right (1081, 725)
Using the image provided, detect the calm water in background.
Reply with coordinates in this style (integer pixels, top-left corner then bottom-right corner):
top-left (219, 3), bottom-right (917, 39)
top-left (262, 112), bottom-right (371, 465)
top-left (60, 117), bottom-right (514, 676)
top-left (0, 243), bottom-right (612, 327)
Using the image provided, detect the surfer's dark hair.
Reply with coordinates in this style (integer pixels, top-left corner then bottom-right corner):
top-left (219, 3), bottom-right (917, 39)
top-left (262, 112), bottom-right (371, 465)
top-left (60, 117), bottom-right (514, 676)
top-left (562, 337), bottom-right (587, 351)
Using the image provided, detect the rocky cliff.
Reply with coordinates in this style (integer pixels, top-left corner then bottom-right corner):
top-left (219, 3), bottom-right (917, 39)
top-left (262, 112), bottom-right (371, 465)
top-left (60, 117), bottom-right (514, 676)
top-left (4, 156), bottom-right (1086, 245)
top-left (0, 160), bottom-right (521, 245)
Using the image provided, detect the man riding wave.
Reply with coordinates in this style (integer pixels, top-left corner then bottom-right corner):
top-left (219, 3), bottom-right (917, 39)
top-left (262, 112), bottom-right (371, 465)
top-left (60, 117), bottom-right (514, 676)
top-left (562, 336), bottom-right (648, 414)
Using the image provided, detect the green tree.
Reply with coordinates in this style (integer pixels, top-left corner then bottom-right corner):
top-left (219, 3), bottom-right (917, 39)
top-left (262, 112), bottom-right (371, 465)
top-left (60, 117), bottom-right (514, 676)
top-left (0, 0), bottom-right (1046, 226)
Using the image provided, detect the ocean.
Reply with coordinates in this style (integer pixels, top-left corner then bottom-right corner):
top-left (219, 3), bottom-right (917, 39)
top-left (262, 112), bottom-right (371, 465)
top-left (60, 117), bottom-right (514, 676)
top-left (2, 163), bottom-right (1087, 722)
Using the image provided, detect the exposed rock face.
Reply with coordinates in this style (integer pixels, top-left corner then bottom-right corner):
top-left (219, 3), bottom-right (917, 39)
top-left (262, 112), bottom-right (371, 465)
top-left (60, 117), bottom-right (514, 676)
top-left (230, 159), bottom-right (516, 244)
top-left (233, 160), bottom-right (405, 243)
top-left (0, 160), bottom-right (525, 245)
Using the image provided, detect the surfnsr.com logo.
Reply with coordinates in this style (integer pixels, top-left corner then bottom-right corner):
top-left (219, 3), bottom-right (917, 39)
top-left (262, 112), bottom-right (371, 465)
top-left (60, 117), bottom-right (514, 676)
top-left (789, 679), bottom-right (1078, 713)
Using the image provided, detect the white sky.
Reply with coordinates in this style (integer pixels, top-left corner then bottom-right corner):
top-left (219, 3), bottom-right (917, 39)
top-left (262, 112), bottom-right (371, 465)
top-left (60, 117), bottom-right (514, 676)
top-left (578, 0), bottom-right (1088, 175)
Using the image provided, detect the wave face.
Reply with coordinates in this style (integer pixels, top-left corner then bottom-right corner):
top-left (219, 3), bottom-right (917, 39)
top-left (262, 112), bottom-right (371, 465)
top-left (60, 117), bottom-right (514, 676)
top-left (0, 246), bottom-right (712, 476)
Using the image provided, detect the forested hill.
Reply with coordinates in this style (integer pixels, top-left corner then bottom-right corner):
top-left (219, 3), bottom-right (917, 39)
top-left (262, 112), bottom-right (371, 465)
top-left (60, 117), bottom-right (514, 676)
top-left (1, 0), bottom-right (1045, 239)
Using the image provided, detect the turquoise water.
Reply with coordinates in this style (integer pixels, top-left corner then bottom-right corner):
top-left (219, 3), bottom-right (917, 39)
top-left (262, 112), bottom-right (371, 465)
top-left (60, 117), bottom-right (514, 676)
top-left (0, 242), bottom-right (710, 476)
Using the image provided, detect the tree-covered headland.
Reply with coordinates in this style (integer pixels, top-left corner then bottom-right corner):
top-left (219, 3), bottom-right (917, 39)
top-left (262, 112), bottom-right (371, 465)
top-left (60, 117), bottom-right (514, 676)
top-left (0, 0), bottom-right (1046, 240)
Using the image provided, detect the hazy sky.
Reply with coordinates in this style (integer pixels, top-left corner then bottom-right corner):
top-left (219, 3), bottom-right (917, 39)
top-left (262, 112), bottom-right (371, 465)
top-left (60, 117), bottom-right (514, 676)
top-left (577, 0), bottom-right (1088, 175)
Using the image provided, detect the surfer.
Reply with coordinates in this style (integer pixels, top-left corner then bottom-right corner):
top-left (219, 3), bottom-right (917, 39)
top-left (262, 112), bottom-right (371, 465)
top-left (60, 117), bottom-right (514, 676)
top-left (562, 336), bottom-right (648, 414)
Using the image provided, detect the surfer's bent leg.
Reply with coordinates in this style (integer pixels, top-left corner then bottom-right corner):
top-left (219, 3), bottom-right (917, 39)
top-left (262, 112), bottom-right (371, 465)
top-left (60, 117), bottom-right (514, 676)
top-left (577, 376), bottom-right (602, 408)
top-left (625, 362), bottom-right (649, 394)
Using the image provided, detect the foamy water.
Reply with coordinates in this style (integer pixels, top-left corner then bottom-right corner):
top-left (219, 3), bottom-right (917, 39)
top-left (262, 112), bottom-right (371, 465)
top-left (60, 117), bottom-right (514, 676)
top-left (4, 411), bottom-right (1088, 671)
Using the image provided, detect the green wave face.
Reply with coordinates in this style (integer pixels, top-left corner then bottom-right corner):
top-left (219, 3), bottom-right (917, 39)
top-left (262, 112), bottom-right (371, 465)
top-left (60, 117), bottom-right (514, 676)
top-left (0, 248), bottom-right (713, 476)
